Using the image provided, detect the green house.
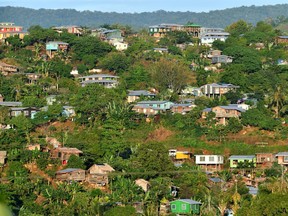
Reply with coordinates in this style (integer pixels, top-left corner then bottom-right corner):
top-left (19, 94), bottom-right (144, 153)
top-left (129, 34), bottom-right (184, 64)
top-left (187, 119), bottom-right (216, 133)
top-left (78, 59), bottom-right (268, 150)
top-left (170, 199), bottom-right (201, 215)
top-left (229, 155), bottom-right (256, 168)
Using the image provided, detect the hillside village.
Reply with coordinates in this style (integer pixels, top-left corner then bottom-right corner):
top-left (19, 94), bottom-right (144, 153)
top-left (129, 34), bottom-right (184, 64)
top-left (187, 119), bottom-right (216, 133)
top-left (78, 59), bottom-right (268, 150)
top-left (1, 18), bottom-right (288, 215)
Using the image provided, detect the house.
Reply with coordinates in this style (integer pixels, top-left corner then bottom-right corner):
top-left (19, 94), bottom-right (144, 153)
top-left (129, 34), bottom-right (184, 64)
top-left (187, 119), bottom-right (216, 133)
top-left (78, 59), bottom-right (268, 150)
top-left (25, 73), bottom-right (41, 85)
top-left (112, 41), bottom-right (128, 51)
top-left (56, 168), bottom-right (86, 182)
top-left (135, 179), bottom-right (150, 192)
top-left (209, 177), bottom-right (224, 184)
top-left (46, 95), bottom-right (57, 105)
top-left (100, 29), bottom-right (123, 42)
top-left (202, 105), bottom-right (246, 125)
top-left (46, 41), bottom-right (69, 58)
top-left (0, 94), bottom-right (3, 102)
top-left (171, 103), bottom-right (195, 114)
top-left (275, 152), bottom-right (288, 166)
top-left (50, 147), bottom-right (83, 165)
top-left (52, 25), bottom-right (83, 36)
top-left (195, 155), bottom-right (224, 171)
top-left (86, 163), bottom-right (115, 186)
top-left (79, 74), bottom-right (119, 88)
top-left (9, 107), bottom-right (39, 119)
top-left (200, 32), bottom-right (230, 46)
top-left (149, 23), bottom-right (201, 38)
top-left (0, 22), bottom-right (27, 42)
top-left (229, 155), bottom-right (256, 168)
top-left (127, 90), bottom-right (156, 103)
top-left (132, 101), bottom-right (174, 116)
top-left (62, 106), bottom-right (76, 118)
top-left (207, 49), bottom-right (222, 58)
top-left (0, 61), bottom-right (18, 75)
top-left (211, 55), bottom-right (233, 64)
top-left (153, 48), bottom-right (168, 54)
top-left (169, 149), bottom-right (192, 160)
top-left (170, 199), bottom-right (201, 215)
top-left (0, 151), bottom-right (7, 166)
top-left (26, 144), bottom-right (41, 151)
top-left (200, 83), bottom-right (239, 98)
top-left (247, 186), bottom-right (258, 196)
top-left (149, 24), bottom-right (183, 38)
top-left (276, 36), bottom-right (288, 44)
top-left (255, 153), bottom-right (274, 168)
top-left (0, 101), bottom-right (22, 107)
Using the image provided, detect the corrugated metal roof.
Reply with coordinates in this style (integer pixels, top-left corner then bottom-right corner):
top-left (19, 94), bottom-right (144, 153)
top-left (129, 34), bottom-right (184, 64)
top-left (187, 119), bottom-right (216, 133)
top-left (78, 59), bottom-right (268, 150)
top-left (229, 155), bottom-right (255, 160)
top-left (171, 199), bottom-right (201, 205)
top-left (56, 168), bottom-right (83, 174)
top-left (275, 152), bottom-right (288, 157)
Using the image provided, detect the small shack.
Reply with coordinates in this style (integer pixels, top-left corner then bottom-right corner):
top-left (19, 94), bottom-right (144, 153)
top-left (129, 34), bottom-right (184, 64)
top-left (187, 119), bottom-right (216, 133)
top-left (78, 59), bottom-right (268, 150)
top-left (0, 151), bottom-right (7, 166)
top-left (87, 163), bottom-right (115, 187)
top-left (50, 147), bottom-right (83, 165)
top-left (135, 179), bottom-right (150, 192)
top-left (170, 199), bottom-right (201, 215)
top-left (56, 168), bottom-right (86, 182)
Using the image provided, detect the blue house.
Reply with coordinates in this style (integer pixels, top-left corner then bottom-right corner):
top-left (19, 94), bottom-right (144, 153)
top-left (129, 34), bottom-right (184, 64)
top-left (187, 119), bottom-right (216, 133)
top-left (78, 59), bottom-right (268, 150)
top-left (46, 41), bottom-right (69, 58)
top-left (132, 101), bottom-right (174, 116)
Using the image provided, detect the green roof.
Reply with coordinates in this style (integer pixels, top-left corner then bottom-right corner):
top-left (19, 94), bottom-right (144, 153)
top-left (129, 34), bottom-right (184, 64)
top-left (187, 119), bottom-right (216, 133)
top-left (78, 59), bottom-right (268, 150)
top-left (184, 23), bottom-right (201, 27)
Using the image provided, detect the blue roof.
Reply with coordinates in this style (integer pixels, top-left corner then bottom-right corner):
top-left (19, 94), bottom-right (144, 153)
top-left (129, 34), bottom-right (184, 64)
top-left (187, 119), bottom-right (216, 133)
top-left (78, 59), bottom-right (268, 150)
top-left (56, 168), bottom-right (83, 174)
top-left (247, 186), bottom-right (258, 195)
top-left (209, 177), bottom-right (224, 183)
top-left (279, 36), bottom-right (288, 39)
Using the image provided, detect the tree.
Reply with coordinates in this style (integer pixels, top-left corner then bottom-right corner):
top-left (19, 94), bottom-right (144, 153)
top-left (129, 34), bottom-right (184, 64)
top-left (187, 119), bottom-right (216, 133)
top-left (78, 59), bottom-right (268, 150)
top-left (132, 142), bottom-right (175, 178)
top-left (267, 82), bottom-right (288, 118)
top-left (72, 36), bottom-right (112, 61)
top-left (99, 52), bottom-right (130, 74)
top-left (225, 20), bottom-right (252, 37)
top-left (70, 85), bottom-right (122, 124)
top-left (66, 155), bottom-right (86, 169)
top-left (150, 58), bottom-right (190, 93)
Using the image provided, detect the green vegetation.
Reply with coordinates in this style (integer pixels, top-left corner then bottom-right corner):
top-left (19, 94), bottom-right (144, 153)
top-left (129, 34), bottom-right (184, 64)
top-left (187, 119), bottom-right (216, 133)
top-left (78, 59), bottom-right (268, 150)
top-left (1, 18), bottom-right (288, 216)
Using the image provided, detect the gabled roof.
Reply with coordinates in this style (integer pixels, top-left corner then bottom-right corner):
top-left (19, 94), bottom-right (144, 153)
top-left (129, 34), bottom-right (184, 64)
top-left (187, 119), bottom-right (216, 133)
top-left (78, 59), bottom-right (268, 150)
top-left (218, 106), bottom-right (246, 112)
top-left (54, 147), bottom-right (82, 154)
top-left (209, 177), bottom-right (224, 183)
top-left (89, 163), bottom-right (115, 172)
top-left (275, 152), bottom-right (288, 157)
top-left (229, 155), bottom-right (255, 160)
top-left (171, 199), bottom-right (201, 205)
top-left (56, 168), bottom-right (83, 174)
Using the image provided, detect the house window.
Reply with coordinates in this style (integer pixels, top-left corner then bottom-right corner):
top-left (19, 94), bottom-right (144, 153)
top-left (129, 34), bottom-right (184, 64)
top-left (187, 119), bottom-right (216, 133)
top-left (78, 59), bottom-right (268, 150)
top-left (181, 204), bottom-right (187, 210)
top-left (260, 157), bottom-right (266, 162)
top-left (200, 156), bottom-right (205, 162)
top-left (209, 156), bottom-right (214, 162)
top-left (171, 204), bottom-right (176, 210)
top-left (284, 156), bottom-right (288, 162)
top-left (232, 160), bottom-right (238, 165)
top-left (218, 156), bottom-right (222, 162)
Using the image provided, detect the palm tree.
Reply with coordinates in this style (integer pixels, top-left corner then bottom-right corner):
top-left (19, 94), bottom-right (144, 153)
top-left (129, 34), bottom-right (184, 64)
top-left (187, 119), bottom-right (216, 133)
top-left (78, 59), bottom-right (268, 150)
top-left (267, 82), bottom-right (288, 118)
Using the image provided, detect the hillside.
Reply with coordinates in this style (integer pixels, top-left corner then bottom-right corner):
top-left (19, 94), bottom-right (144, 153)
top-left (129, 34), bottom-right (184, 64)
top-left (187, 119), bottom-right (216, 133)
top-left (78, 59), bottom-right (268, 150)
top-left (1, 4), bottom-right (288, 30)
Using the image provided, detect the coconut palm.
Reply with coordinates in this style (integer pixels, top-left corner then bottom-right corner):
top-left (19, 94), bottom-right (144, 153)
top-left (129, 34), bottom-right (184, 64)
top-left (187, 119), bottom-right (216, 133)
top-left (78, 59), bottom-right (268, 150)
top-left (267, 82), bottom-right (288, 118)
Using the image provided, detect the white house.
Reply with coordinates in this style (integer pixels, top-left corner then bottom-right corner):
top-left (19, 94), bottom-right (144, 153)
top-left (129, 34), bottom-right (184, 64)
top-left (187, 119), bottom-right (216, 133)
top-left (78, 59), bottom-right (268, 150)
top-left (195, 155), bottom-right (224, 171)
top-left (201, 32), bottom-right (230, 46)
top-left (79, 74), bottom-right (119, 88)
top-left (112, 41), bottom-right (128, 51)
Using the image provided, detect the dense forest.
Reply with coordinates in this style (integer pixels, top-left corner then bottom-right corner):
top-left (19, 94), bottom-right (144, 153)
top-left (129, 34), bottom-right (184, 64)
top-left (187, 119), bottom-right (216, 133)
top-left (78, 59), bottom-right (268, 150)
top-left (1, 4), bottom-right (288, 30)
top-left (1, 18), bottom-right (288, 215)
